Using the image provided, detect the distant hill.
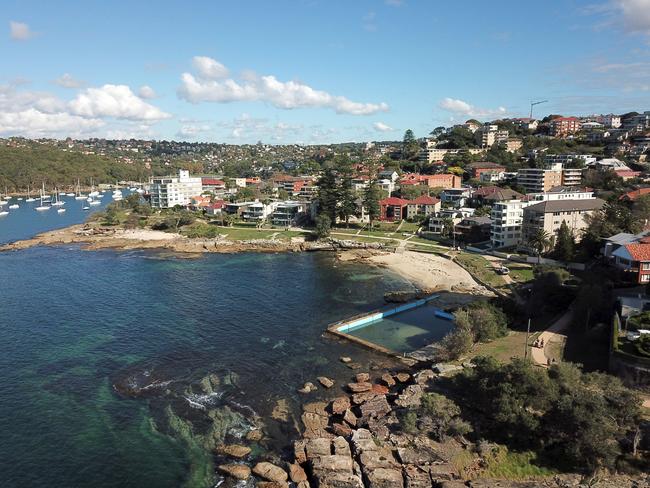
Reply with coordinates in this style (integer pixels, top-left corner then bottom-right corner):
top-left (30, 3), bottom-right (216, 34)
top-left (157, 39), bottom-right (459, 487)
top-left (0, 144), bottom-right (150, 192)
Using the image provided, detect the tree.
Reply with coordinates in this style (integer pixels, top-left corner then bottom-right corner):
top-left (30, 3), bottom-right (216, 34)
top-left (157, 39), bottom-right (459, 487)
top-left (454, 301), bottom-right (508, 342)
top-left (277, 189), bottom-right (290, 200)
top-left (553, 221), bottom-right (575, 262)
top-left (439, 326), bottom-right (474, 360)
top-left (317, 163), bottom-right (338, 224)
top-left (402, 129), bottom-right (420, 160)
top-left (527, 228), bottom-right (552, 263)
top-left (314, 214), bottom-right (331, 239)
top-left (364, 180), bottom-right (381, 229)
top-left (336, 156), bottom-right (358, 227)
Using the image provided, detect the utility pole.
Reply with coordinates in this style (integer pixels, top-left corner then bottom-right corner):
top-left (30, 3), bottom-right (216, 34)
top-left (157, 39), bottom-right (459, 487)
top-left (530, 100), bottom-right (548, 119)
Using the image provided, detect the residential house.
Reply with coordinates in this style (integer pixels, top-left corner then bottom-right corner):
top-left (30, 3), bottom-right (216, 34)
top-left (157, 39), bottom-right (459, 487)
top-left (379, 197), bottom-right (410, 221)
top-left (467, 162), bottom-right (506, 179)
top-left (615, 169), bottom-right (642, 181)
top-left (406, 195), bottom-right (441, 220)
top-left (201, 177), bottom-right (226, 193)
top-left (455, 215), bottom-right (493, 243)
top-left (611, 238), bottom-right (650, 283)
top-left (440, 188), bottom-right (472, 207)
top-left (206, 200), bottom-right (226, 215)
top-left (619, 188), bottom-right (650, 202)
top-left (242, 201), bottom-right (277, 222)
top-left (271, 201), bottom-right (308, 227)
top-left (521, 198), bottom-right (605, 248)
top-left (428, 208), bottom-right (475, 234)
top-left (549, 117), bottom-right (581, 137)
top-left (512, 118), bottom-right (539, 131)
top-left (150, 170), bottom-right (203, 209)
top-left (471, 186), bottom-right (523, 206)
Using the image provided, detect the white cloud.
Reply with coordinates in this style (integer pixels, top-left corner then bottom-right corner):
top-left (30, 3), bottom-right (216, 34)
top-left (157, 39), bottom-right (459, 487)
top-left (0, 108), bottom-right (104, 138)
top-left (373, 121), bottom-right (394, 132)
top-left (385, 0), bottom-right (404, 6)
top-left (176, 123), bottom-right (211, 139)
top-left (9, 21), bottom-right (36, 41)
top-left (69, 84), bottom-right (171, 121)
top-left (614, 0), bottom-right (650, 35)
top-left (138, 85), bottom-right (157, 99)
top-left (438, 97), bottom-right (507, 118)
top-left (178, 57), bottom-right (388, 115)
top-left (192, 55), bottom-right (229, 79)
top-left (53, 73), bottom-right (84, 89)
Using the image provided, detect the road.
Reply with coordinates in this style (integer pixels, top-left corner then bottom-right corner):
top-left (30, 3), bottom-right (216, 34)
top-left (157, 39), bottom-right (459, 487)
top-left (530, 309), bottom-right (572, 367)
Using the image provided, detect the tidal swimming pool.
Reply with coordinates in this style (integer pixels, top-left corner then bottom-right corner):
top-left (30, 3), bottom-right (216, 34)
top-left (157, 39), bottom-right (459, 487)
top-left (345, 303), bottom-right (455, 353)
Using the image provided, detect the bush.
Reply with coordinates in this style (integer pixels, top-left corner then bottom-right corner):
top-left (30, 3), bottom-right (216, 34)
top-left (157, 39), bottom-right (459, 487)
top-left (314, 214), bottom-right (331, 239)
top-left (183, 224), bottom-right (220, 239)
top-left (454, 301), bottom-right (508, 342)
top-left (440, 326), bottom-right (474, 360)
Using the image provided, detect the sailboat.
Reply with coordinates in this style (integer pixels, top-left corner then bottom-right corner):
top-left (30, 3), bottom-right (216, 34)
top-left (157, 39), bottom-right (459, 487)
top-left (9, 203), bottom-right (19, 209)
top-left (40, 183), bottom-right (51, 201)
top-left (74, 179), bottom-right (87, 200)
top-left (0, 209), bottom-right (8, 216)
top-left (89, 178), bottom-right (100, 197)
top-left (26, 185), bottom-right (36, 202)
top-left (35, 189), bottom-right (50, 211)
top-left (57, 207), bottom-right (66, 214)
top-left (0, 188), bottom-right (9, 206)
top-left (51, 191), bottom-right (65, 207)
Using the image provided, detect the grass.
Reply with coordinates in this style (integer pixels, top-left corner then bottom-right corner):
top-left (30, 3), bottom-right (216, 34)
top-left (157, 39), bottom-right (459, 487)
top-left (507, 263), bottom-right (534, 283)
top-left (454, 252), bottom-right (507, 289)
top-left (479, 448), bottom-right (556, 479)
top-left (466, 331), bottom-right (533, 363)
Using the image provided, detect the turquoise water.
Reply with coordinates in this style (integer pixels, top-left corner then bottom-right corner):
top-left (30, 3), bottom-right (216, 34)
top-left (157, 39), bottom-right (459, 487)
top-left (348, 305), bottom-right (455, 352)
top-left (0, 205), bottom-right (413, 487)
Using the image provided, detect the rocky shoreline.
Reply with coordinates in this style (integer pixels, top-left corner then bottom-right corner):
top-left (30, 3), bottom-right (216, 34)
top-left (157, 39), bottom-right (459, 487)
top-left (207, 359), bottom-right (649, 488)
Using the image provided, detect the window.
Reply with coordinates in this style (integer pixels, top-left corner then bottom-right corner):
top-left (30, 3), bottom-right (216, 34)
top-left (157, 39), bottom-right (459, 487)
top-left (642, 274), bottom-right (650, 283)
top-left (642, 263), bottom-right (650, 271)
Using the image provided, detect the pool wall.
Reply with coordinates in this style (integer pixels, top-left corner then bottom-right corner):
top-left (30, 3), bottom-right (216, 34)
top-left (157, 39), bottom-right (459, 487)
top-left (326, 293), bottom-right (453, 357)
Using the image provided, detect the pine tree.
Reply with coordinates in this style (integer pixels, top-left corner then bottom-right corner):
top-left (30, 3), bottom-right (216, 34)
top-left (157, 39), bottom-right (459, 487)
top-left (364, 179), bottom-right (381, 229)
top-left (336, 156), bottom-right (357, 227)
top-left (316, 163), bottom-right (338, 224)
top-left (402, 129), bottom-right (420, 161)
top-left (554, 220), bottom-right (575, 262)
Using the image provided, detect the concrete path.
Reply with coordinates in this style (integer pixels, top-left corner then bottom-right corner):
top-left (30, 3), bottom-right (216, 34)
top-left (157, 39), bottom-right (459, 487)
top-left (530, 309), bottom-right (572, 367)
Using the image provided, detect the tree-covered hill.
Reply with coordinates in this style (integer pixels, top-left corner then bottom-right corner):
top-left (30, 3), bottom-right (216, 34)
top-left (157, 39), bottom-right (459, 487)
top-left (0, 144), bottom-right (151, 192)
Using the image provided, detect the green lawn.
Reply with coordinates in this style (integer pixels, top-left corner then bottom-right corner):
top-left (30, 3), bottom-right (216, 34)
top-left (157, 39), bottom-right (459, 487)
top-left (454, 252), bottom-right (507, 289)
top-left (507, 263), bottom-right (534, 283)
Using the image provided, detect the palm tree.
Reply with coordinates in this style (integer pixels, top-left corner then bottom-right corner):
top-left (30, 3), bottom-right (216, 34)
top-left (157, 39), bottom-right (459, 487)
top-left (527, 229), bottom-right (552, 264)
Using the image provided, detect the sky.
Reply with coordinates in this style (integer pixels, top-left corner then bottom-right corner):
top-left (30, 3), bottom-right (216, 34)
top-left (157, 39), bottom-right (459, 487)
top-left (1, 0), bottom-right (649, 144)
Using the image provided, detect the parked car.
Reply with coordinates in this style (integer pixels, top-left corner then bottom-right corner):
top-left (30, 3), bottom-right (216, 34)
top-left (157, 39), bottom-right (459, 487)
top-left (496, 266), bottom-right (510, 275)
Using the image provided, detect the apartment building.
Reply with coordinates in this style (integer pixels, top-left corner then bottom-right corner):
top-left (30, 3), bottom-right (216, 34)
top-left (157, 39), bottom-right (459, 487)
top-left (597, 114), bottom-right (622, 129)
top-left (521, 198), bottom-right (605, 246)
top-left (418, 142), bottom-right (483, 163)
top-left (467, 162), bottom-right (506, 179)
top-left (271, 201), bottom-right (308, 227)
top-left (517, 167), bottom-right (563, 193)
top-left (543, 154), bottom-right (597, 166)
top-left (502, 138), bottom-right (523, 153)
top-left (549, 117), bottom-right (580, 137)
top-left (406, 195), bottom-right (441, 219)
top-left (527, 186), bottom-right (594, 202)
top-left (490, 200), bottom-right (530, 248)
top-left (150, 170), bottom-right (203, 209)
top-left (400, 173), bottom-right (461, 189)
top-left (475, 125), bottom-right (509, 148)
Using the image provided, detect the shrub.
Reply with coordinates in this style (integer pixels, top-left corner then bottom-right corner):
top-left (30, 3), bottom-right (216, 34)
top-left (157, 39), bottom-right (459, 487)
top-left (440, 326), bottom-right (474, 360)
top-left (183, 224), bottom-right (220, 239)
top-left (454, 301), bottom-right (508, 343)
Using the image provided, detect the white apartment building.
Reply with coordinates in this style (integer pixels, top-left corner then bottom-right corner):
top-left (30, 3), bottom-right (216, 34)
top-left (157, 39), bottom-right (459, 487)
top-left (596, 114), bottom-right (622, 129)
top-left (242, 201), bottom-right (278, 222)
top-left (150, 170), bottom-right (203, 209)
top-left (418, 140), bottom-right (483, 163)
top-left (543, 154), bottom-right (597, 166)
top-left (528, 187), bottom-right (594, 202)
top-left (490, 200), bottom-right (531, 248)
top-left (475, 125), bottom-right (509, 148)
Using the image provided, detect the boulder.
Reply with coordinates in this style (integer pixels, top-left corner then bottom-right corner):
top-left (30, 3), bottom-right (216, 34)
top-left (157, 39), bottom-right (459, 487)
top-left (217, 463), bottom-right (251, 480)
top-left (215, 444), bottom-right (251, 459)
top-left (343, 409), bottom-right (358, 427)
top-left (351, 428), bottom-right (378, 454)
top-left (331, 396), bottom-right (351, 415)
top-left (351, 391), bottom-right (378, 405)
top-left (395, 372), bottom-right (411, 383)
top-left (257, 482), bottom-right (289, 488)
top-left (366, 468), bottom-right (404, 488)
top-left (294, 439), bottom-right (308, 464)
top-left (302, 402), bottom-right (332, 439)
top-left (394, 384), bottom-right (423, 408)
top-left (305, 438), bottom-right (333, 460)
top-left (318, 376), bottom-right (335, 388)
top-left (403, 465), bottom-right (433, 488)
top-left (332, 436), bottom-right (351, 457)
top-left (358, 448), bottom-right (400, 471)
top-left (252, 462), bottom-right (288, 483)
top-left (246, 429), bottom-right (264, 442)
top-left (355, 372), bottom-right (370, 383)
top-left (340, 356), bottom-right (352, 363)
top-left (299, 382), bottom-right (317, 394)
top-left (367, 418), bottom-right (390, 440)
top-left (332, 422), bottom-right (353, 437)
top-left (370, 384), bottom-right (389, 395)
top-left (397, 446), bottom-right (442, 465)
top-left (289, 463), bottom-right (308, 483)
top-left (345, 362), bottom-right (363, 370)
top-left (414, 369), bottom-right (436, 385)
top-left (347, 382), bottom-right (372, 393)
top-left (271, 399), bottom-right (291, 422)
top-left (360, 395), bottom-right (391, 420)
top-left (380, 373), bottom-right (396, 387)
top-left (432, 363), bottom-right (463, 375)
top-left (311, 454), bottom-right (354, 473)
top-left (312, 472), bottom-right (363, 488)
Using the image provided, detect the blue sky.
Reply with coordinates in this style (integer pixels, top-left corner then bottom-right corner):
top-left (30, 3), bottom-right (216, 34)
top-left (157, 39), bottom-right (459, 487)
top-left (1, 0), bottom-right (649, 143)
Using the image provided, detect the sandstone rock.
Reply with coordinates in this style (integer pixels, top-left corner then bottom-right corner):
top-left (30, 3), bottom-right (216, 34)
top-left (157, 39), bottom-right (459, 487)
top-left (272, 398), bottom-right (290, 422)
top-left (428, 463), bottom-right (456, 481)
top-left (313, 472), bottom-right (363, 488)
top-left (351, 391), bottom-right (378, 405)
top-left (332, 436), bottom-right (351, 457)
top-left (438, 482), bottom-right (466, 488)
top-left (297, 482), bottom-right (311, 488)
top-left (215, 444), bottom-right (251, 458)
top-left (289, 463), bottom-right (308, 483)
top-left (360, 395), bottom-right (391, 420)
top-left (331, 396), bottom-right (351, 415)
top-left (217, 463), bottom-right (251, 480)
top-left (366, 468), bottom-right (404, 488)
top-left (332, 422), bottom-right (353, 437)
top-left (370, 384), bottom-right (389, 395)
top-left (257, 482), bottom-right (289, 488)
top-left (397, 446), bottom-right (442, 465)
top-left (351, 428), bottom-right (378, 454)
top-left (252, 462), bottom-right (288, 483)
top-left (294, 439), bottom-right (308, 464)
top-left (318, 376), bottom-right (335, 388)
top-left (302, 402), bottom-right (332, 439)
top-left (347, 382), bottom-right (372, 393)
top-left (311, 454), bottom-right (354, 473)
top-left (305, 438), bottom-right (332, 459)
top-left (355, 372), bottom-right (370, 383)
top-left (345, 362), bottom-right (363, 370)
top-left (403, 465), bottom-right (432, 488)
top-left (246, 429), bottom-right (263, 441)
top-left (343, 409), bottom-right (358, 427)
top-left (340, 356), bottom-right (352, 363)
top-left (367, 418), bottom-right (390, 440)
top-left (414, 369), bottom-right (436, 385)
top-left (380, 373), bottom-right (396, 387)
top-left (395, 372), bottom-right (411, 383)
top-left (394, 384), bottom-right (423, 408)
top-left (299, 382), bottom-right (317, 394)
